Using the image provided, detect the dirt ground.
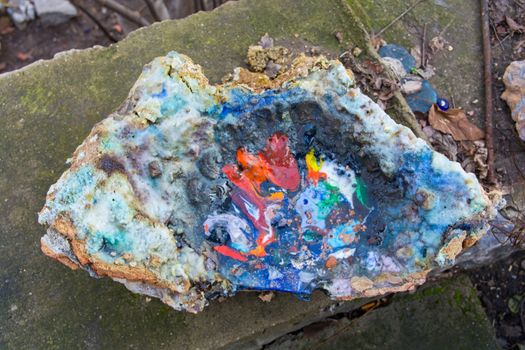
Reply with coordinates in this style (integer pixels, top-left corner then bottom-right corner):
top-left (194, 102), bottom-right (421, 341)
top-left (1, 0), bottom-right (525, 348)
top-left (465, 1), bottom-right (525, 349)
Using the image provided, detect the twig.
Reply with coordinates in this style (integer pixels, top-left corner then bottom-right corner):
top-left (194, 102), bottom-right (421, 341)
top-left (420, 23), bottom-right (427, 68)
top-left (144, 0), bottom-right (161, 21)
top-left (95, 0), bottom-right (150, 27)
top-left (438, 18), bottom-right (454, 37)
top-left (481, 0), bottom-right (496, 184)
top-left (513, 0), bottom-right (525, 10)
top-left (72, 0), bottom-right (118, 42)
top-left (374, 0), bottom-right (427, 37)
top-left (491, 20), bottom-right (504, 50)
top-left (143, 0), bottom-right (170, 21)
top-left (447, 86), bottom-right (456, 109)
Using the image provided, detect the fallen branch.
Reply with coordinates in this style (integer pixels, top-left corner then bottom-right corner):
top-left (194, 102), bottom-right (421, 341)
top-left (481, 0), bottom-right (496, 184)
top-left (420, 23), bottom-right (427, 69)
top-left (72, 0), bottom-right (118, 43)
top-left (95, 0), bottom-right (150, 27)
top-left (144, 0), bottom-right (170, 21)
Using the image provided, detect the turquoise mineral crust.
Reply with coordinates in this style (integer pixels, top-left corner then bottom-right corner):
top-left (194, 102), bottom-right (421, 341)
top-left (39, 52), bottom-right (496, 312)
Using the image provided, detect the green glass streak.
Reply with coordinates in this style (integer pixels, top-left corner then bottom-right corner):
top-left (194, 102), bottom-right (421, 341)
top-left (355, 177), bottom-right (368, 207)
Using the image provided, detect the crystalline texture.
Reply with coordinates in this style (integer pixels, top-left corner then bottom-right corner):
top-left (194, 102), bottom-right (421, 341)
top-left (39, 52), bottom-right (496, 312)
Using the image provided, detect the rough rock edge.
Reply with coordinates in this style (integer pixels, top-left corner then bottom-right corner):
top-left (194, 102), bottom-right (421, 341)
top-left (39, 53), bottom-right (498, 310)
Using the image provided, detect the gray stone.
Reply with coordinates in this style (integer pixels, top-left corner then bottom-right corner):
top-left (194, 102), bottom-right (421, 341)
top-left (0, 0), bottom-right (408, 348)
top-left (33, 0), bottom-right (77, 27)
top-left (265, 275), bottom-right (498, 350)
top-left (6, 0), bottom-right (36, 29)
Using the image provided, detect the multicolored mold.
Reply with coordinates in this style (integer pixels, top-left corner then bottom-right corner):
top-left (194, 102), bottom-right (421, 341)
top-left (39, 52), bottom-right (497, 312)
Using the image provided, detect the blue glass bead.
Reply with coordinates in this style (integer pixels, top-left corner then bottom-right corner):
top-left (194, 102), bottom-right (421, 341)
top-left (437, 98), bottom-right (450, 111)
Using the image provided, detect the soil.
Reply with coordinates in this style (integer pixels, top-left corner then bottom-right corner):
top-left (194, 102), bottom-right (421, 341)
top-left (0, 1), bottom-right (116, 73)
top-left (0, 0), bottom-right (228, 73)
top-left (465, 1), bottom-right (525, 349)
top-left (468, 251), bottom-right (525, 349)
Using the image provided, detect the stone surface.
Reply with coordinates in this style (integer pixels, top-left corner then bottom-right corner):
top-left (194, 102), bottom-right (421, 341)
top-left (501, 60), bottom-right (525, 141)
top-left (266, 275), bottom-right (499, 350)
top-left (33, 0), bottom-right (77, 27)
top-left (38, 52), bottom-right (495, 312)
top-left (0, 0), bottom-right (499, 348)
top-left (0, 0), bottom-right (425, 347)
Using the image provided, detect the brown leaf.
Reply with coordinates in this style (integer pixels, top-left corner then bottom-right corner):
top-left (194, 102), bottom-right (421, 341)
top-left (496, 24), bottom-right (508, 36)
top-left (429, 36), bottom-right (446, 53)
top-left (428, 105), bottom-right (485, 141)
top-left (361, 59), bottom-right (383, 75)
top-left (112, 23), bottom-right (122, 33)
top-left (16, 52), bottom-right (30, 61)
top-left (506, 15), bottom-right (525, 33)
top-left (334, 31), bottom-right (344, 44)
top-left (0, 25), bottom-right (14, 35)
top-left (370, 36), bottom-right (386, 51)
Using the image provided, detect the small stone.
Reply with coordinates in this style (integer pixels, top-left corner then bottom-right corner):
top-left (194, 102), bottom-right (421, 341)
top-left (10, 304), bottom-right (18, 312)
top-left (33, 0), bottom-right (77, 27)
top-left (264, 61), bottom-right (281, 79)
top-left (381, 57), bottom-right (406, 80)
top-left (258, 291), bottom-right (275, 302)
top-left (6, 0), bottom-right (36, 29)
top-left (502, 60), bottom-right (525, 141)
top-left (507, 295), bottom-right (523, 314)
top-left (352, 47), bottom-right (362, 57)
top-left (334, 31), bottom-right (344, 44)
top-left (129, 261), bottom-right (138, 268)
top-left (401, 80), bottom-right (423, 95)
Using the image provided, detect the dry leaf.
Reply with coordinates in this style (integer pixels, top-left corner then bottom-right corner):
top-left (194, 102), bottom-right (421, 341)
top-left (112, 23), bottom-right (122, 33)
top-left (370, 36), bottom-right (386, 51)
top-left (506, 15), bottom-right (525, 33)
top-left (429, 36), bottom-right (446, 53)
top-left (16, 52), bottom-right (29, 61)
top-left (259, 33), bottom-right (274, 49)
top-left (334, 31), bottom-right (344, 44)
top-left (428, 105), bottom-right (485, 141)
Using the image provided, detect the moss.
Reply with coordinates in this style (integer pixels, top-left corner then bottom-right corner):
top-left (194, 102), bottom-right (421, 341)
top-left (0, 0), bottom-right (396, 348)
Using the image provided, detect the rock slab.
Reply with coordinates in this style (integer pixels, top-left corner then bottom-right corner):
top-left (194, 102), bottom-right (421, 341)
top-left (33, 0), bottom-right (77, 26)
top-left (502, 60), bottom-right (525, 141)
